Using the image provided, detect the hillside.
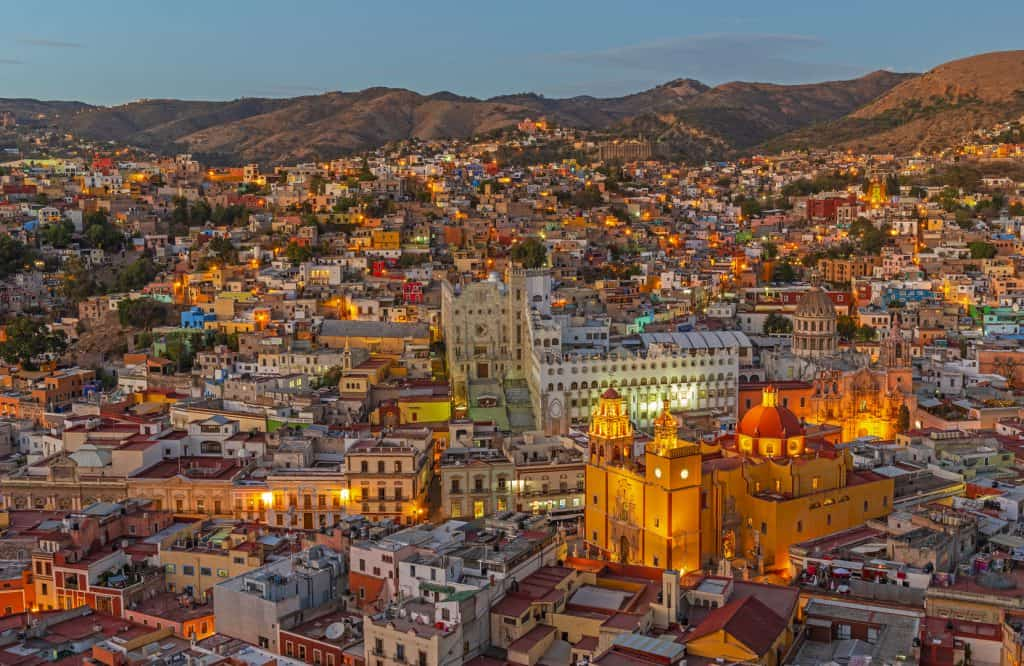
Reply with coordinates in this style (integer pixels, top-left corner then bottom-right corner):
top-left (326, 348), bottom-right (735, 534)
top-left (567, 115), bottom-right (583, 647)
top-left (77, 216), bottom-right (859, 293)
top-left (0, 68), bottom-right (930, 163)
top-left (621, 70), bottom-right (914, 158)
top-left (766, 51), bottom-right (1024, 154)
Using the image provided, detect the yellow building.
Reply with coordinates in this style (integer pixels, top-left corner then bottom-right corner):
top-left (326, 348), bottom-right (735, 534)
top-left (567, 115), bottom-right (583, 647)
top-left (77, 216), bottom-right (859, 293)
top-left (584, 386), bottom-right (894, 576)
top-left (701, 386), bottom-right (894, 574)
top-left (584, 389), bottom-right (702, 572)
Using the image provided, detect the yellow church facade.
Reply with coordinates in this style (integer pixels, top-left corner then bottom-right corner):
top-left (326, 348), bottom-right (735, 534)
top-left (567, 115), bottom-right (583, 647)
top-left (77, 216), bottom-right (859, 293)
top-left (585, 386), bottom-right (894, 575)
top-left (584, 389), bottom-right (703, 573)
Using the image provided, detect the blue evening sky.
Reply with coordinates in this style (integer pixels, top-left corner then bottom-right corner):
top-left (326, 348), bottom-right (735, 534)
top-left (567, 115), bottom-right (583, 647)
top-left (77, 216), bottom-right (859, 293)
top-left (1, 0), bottom-right (1021, 105)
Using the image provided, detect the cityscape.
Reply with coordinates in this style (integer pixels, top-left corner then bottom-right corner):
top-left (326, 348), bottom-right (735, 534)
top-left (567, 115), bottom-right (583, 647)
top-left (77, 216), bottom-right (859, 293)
top-left (2, 8), bottom-right (1024, 666)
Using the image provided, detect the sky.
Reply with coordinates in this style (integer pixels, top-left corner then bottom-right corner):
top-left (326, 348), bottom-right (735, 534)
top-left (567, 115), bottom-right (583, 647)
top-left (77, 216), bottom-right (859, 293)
top-left (1, 0), bottom-right (1022, 105)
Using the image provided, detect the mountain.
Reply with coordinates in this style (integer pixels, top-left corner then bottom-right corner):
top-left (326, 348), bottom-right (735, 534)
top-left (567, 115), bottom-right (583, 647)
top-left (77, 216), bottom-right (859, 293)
top-left (8, 61), bottom-right (999, 164)
top-left (613, 70), bottom-right (913, 160)
top-left (766, 51), bottom-right (1024, 154)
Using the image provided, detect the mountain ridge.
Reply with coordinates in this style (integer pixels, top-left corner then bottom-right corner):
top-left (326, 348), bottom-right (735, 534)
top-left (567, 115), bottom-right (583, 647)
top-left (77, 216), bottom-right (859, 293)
top-left (3, 52), bottom-right (1019, 164)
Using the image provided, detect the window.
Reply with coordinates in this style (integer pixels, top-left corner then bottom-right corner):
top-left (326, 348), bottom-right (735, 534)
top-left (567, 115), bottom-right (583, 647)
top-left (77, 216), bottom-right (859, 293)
top-left (812, 476), bottom-right (820, 490)
top-left (285, 642), bottom-right (294, 657)
top-left (592, 495), bottom-right (598, 505)
top-left (395, 644), bottom-right (405, 662)
top-left (473, 500), bottom-right (485, 518)
top-left (182, 565), bottom-right (194, 576)
top-left (796, 520), bottom-right (803, 533)
top-left (451, 503), bottom-right (462, 518)
top-left (867, 626), bottom-right (879, 644)
top-left (837, 624), bottom-right (851, 640)
top-left (200, 567), bottom-right (212, 577)
top-left (165, 564), bottom-right (176, 574)
top-left (217, 569), bottom-right (228, 578)
top-left (298, 645), bottom-right (306, 659)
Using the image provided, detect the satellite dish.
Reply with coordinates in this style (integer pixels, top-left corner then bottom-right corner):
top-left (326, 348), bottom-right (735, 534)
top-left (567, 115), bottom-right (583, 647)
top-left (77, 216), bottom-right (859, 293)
top-left (324, 623), bottom-right (345, 641)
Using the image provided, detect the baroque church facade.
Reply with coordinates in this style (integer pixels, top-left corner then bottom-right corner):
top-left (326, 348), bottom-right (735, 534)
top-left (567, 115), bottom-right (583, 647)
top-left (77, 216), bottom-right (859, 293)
top-left (766, 287), bottom-right (913, 441)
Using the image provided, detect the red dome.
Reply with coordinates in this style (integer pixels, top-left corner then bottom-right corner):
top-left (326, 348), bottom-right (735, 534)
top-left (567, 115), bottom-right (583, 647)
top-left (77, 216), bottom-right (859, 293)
top-left (738, 402), bottom-right (803, 439)
top-left (601, 387), bottom-right (621, 399)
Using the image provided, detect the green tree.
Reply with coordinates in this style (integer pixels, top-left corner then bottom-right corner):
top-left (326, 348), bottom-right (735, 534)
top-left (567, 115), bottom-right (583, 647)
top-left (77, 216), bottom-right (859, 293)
top-left (84, 219), bottom-right (124, 252)
top-left (836, 315), bottom-right (858, 341)
top-left (0, 317), bottom-right (67, 370)
top-left (739, 197), bottom-right (762, 219)
top-left (118, 298), bottom-right (170, 328)
top-left (763, 313), bottom-right (792, 335)
top-left (0, 236), bottom-right (38, 278)
top-left (896, 404), bottom-right (910, 433)
top-left (116, 257), bottom-right (159, 292)
top-left (968, 241), bottom-right (997, 259)
top-left (761, 241), bottom-right (779, 261)
top-left (206, 237), bottom-right (238, 265)
top-left (61, 257), bottom-right (103, 303)
top-left (855, 325), bottom-right (878, 342)
top-left (42, 220), bottom-right (75, 248)
top-left (510, 237), bottom-right (548, 268)
top-left (772, 261), bottom-right (797, 283)
top-left (284, 242), bottom-right (313, 265)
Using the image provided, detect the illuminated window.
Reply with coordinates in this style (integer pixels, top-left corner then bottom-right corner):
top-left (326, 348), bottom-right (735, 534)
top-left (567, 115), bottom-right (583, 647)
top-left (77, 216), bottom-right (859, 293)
top-left (812, 476), bottom-right (820, 490)
top-left (473, 501), bottom-right (485, 518)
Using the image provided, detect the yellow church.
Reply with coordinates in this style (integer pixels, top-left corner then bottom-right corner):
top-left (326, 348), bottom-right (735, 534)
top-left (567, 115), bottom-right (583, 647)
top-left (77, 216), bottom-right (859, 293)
top-left (584, 386), bottom-right (894, 575)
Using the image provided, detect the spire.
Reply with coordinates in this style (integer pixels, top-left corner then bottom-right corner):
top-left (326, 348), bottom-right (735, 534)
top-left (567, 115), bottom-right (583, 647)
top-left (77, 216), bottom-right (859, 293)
top-left (652, 399), bottom-right (678, 452)
top-left (761, 385), bottom-right (778, 408)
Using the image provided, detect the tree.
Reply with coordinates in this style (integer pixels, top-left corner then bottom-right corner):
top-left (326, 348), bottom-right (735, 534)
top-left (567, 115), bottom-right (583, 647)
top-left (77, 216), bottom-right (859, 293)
top-left (836, 315), bottom-right (858, 341)
top-left (763, 313), bottom-right (792, 335)
top-left (42, 220), bottom-right (75, 248)
top-left (61, 257), bottom-right (102, 303)
top-left (968, 241), bottom-right (997, 259)
top-left (118, 298), bottom-right (170, 328)
top-left (570, 186), bottom-right (604, 209)
top-left (0, 236), bottom-right (38, 278)
top-left (206, 237), bottom-right (238, 265)
top-left (116, 257), bottom-right (159, 292)
top-left (510, 237), bottom-right (547, 269)
top-left (739, 197), bottom-right (762, 218)
top-left (761, 241), bottom-right (779, 261)
top-left (84, 219), bottom-right (124, 252)
top-left (0, 317), bottom-right (67, 370)
top-left (772, 261), bottom-right (797, 283)
top-left (285, 242), bottom-right (313, 265)
top-left (896, 404), bottom-right (910, 433)
top-left (855, 325), bottom-right (877, 342)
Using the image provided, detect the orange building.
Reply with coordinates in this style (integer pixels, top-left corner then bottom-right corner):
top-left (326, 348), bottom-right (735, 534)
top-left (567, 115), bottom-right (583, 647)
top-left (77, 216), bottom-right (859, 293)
top-left (0, 564), bottom-right (34, 616)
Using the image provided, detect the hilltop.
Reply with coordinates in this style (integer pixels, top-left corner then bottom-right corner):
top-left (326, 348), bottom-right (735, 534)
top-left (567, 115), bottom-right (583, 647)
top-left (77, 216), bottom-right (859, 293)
top-left (5, 51), bottom-right (1024, 162)
top-left (766, 51), bottom-right (1024, 154)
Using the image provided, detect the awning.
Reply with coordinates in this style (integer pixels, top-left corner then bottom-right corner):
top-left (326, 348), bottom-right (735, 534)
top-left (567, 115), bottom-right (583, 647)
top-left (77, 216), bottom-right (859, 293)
top-left (990, 534), bottom-right (1024, 550)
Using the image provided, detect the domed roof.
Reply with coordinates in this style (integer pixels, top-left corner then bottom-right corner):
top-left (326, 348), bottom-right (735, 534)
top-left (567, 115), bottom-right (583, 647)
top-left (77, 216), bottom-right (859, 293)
top-left (738, 387), bottom-right (804, 439)
top-left (795, 288), bottom-right (836, 319)
top-left (601, 387), bottom-right (621, 399)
